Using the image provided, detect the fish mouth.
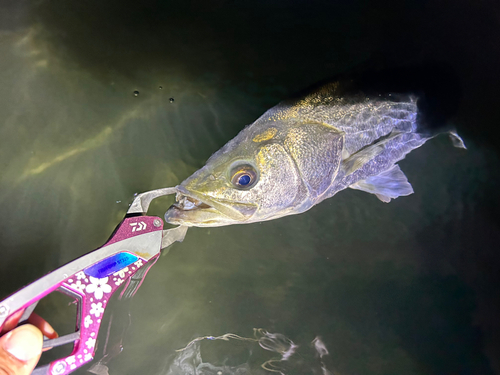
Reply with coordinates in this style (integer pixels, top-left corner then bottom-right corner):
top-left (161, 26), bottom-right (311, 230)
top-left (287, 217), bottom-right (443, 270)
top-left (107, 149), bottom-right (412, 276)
top-left (172, 192), bottom-right (212, 211)
top-left (164, 186), bottom-right (257, 227)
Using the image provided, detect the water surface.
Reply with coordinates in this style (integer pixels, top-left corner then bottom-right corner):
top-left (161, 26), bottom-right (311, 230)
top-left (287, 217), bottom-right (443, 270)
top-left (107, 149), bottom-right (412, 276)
top-left (1, 1), bottom-right (499, 374)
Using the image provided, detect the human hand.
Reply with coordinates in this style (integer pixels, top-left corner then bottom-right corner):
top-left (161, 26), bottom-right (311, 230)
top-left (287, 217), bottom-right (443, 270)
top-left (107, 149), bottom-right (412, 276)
top-left (0, 310), bottom-right (58, 375)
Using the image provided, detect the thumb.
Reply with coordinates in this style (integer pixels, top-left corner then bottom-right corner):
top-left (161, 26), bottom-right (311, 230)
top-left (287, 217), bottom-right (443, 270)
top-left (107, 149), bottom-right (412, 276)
top-left (0, 324), bottom-right (43, 375)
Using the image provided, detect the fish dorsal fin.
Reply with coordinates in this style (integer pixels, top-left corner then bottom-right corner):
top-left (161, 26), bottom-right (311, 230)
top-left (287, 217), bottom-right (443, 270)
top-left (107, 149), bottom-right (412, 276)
top-left (349, 164), bottom-right (414, 202)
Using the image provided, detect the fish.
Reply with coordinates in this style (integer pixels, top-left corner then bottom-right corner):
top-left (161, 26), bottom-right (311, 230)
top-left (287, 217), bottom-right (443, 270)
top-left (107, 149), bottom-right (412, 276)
top-left (165, 73), bottom-right (466, 227)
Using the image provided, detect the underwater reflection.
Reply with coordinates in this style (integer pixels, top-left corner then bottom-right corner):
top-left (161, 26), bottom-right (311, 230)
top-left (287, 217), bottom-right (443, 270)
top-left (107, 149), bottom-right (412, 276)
top-left (163, 329), bottom-right (335, 375)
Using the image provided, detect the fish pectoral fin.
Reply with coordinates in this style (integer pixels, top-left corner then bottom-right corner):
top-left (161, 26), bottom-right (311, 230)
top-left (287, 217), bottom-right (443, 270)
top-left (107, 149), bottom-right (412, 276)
top-left (349, 164), bottom-right (414, 203)
top-left (341, 143), bottom-right (385, 175)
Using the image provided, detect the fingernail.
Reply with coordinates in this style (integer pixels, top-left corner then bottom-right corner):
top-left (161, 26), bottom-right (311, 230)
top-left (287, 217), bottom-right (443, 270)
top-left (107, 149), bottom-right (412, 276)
top-left (42, 321), bottom-right (57, 338)
top-left (3, 325), bottom-right (43, 361)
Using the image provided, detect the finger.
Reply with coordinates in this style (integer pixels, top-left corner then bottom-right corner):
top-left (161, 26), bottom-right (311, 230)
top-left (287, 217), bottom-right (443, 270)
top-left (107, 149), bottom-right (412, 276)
top-left (0, 310), bottom-right (24, 335)
top-left (28, 313), bottom-right (58, 339)
top-left (0, 324), bottom-right (43, 375)
top-left (28, 313), bottom-right (59, 352)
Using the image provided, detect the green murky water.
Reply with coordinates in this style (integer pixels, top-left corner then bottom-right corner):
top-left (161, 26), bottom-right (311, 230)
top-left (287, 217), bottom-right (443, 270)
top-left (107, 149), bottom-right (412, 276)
top-left (1, 1), bottom-right (499, 374)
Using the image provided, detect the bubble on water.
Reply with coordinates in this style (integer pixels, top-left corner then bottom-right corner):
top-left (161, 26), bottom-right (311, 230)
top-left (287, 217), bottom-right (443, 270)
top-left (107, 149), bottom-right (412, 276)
top-left (257, 330), bottom-right (298, 360)
top-left (169, 97), bottom-right (174, 103)
top-left (165, 341), bottom-right (251, 375)
top-left (133, 90), bottom-right (139, 97)
top-left (167, 329), bottom-right (334, 375)
top-left (312, 336), bottom-right (328, 358)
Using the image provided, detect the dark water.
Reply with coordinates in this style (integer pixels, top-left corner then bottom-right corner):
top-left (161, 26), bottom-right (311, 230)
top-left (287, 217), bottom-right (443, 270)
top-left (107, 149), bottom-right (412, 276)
top-left (1, 0), bottom-right (500, 374)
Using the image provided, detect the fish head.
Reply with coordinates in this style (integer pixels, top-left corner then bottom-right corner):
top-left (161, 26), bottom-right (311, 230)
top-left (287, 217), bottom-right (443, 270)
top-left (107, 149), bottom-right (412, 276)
top-left (164, 124), bottom-right (311, 227)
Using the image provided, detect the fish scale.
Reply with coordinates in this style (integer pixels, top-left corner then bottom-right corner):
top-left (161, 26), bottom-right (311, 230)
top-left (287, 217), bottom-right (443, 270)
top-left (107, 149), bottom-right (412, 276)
top-left (165, 78), bottom-right (465, 227)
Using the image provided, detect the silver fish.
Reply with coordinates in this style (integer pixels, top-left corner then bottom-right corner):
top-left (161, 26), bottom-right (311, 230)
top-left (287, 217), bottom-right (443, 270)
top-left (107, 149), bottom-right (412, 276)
top-left (165, 80), bottom-right (465, 227)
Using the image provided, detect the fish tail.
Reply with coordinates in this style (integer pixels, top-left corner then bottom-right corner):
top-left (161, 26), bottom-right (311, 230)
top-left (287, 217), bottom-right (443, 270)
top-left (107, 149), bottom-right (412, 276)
top-left (416, 106), bottom-right (467, 149)
top-left (404, 66), bottom-right (466, 149)
top-left (340, 63), bottom-right (466, 149)
top-left (448, 129), bottom-right (467, 149)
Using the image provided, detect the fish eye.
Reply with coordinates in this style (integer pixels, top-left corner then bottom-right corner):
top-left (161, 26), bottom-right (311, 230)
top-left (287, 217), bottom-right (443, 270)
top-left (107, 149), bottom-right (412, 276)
top-left (230, 164), bottom-right (258, 189)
